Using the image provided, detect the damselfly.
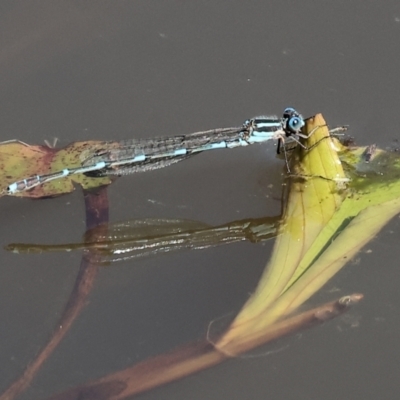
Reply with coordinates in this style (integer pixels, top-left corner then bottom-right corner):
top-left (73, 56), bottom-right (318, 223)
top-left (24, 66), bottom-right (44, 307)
top-left (7, 107), bottom-right (305, 194)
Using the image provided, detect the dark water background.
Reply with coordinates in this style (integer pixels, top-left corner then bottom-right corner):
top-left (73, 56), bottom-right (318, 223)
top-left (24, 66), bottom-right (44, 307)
top-left (0, 1), bottom-right (399, 399)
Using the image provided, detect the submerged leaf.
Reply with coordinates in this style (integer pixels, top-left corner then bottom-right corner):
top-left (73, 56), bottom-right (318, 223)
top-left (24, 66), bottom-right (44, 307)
top-left (46, 294), bottom-right (362, 400)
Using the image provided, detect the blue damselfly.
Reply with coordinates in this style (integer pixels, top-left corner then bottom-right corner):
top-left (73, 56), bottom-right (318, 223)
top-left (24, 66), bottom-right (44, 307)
top-left (7, 107), bottom-right (305, 194)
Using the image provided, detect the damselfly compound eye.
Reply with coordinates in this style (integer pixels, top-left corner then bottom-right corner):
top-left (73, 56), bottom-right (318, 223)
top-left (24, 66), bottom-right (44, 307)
top-left (288, 116), bottom-right (305, 133)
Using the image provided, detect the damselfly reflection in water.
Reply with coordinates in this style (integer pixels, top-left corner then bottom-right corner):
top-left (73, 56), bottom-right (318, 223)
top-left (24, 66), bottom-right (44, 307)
top-left (5, 215), bottom-right (281, 265)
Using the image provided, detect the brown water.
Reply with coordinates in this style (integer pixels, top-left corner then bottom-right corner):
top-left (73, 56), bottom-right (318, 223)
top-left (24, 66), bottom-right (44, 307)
top-left (0, 1), bottom-right (400, 399)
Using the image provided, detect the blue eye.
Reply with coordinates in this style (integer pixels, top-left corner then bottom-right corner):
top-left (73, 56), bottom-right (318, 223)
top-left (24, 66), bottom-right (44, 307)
top-left (288, 116), bottom-right (304, 132)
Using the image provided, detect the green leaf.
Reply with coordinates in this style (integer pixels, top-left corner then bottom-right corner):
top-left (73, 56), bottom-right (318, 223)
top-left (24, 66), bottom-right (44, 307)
top-left (215, 114), bottom-right (350, 352)
top-left (0, 140), bottom-right (112, 198)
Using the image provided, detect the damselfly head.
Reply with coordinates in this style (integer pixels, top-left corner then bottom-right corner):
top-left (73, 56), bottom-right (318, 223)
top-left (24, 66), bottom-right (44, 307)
top-left (283, 107), bottom-right (305, 135)
top-left (286, 115), bottom-right (305, 133)
top-left (283, 107), bottom-right (298, 119)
